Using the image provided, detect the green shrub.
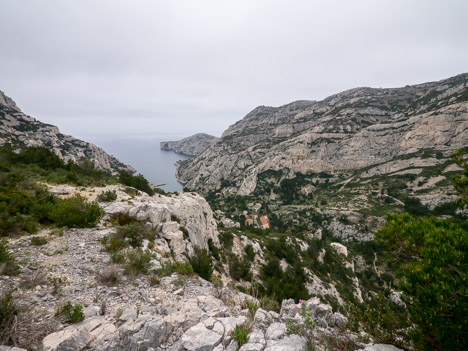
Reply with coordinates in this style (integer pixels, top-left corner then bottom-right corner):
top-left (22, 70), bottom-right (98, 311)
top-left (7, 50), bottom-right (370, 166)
top-left (116, 223), bottom-right (153, 248)
top-left (119, 170), bottom-right (154, 196)
top-left (56, 301), bottom-right (85, 324)
top-left (244, 244), bottom-right (255, 261)
top-left (259, 296), bottom-right (280, 312)
top-left (189, 247), bottom-right (213, 281)
top-left (229, 255), bottom-right (251, 281)
top-left (110, 212), bottom-right (138, 226)
top-left (376, 214), bottom-right (468, 350)
top-left (156, 261), bottom-right (194, 277)
top-left (110, 252), bottom-right (126, 264)
top-left (97, 190), bottom-right (117, 202)
top-left (0, 291), bottom-right (18, 339)
top-left (50, 195), bottom-right (104, 228)
top-left (241, 299), bottom-right (258, 317)
top-left (124, 250), bottom-right (153, 275)
top-left (31, 236), bottom-right (48, 246)
top-left (231, 323), bottom-right (250, 347)
top-left (0, 240), bottom-right (19, 275)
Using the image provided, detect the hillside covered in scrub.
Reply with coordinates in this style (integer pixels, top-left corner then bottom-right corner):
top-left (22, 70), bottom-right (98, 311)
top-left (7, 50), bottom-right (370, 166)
top-left (0, 76), bottom-right (467, 351)
top-left (0, 91), bottom-right (134, 175)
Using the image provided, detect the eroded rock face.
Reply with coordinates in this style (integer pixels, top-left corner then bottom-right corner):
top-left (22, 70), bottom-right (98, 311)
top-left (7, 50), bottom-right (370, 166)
top-left (0, 90), bottom-right (134, 174)
top-left (161, 133), bottom-right (219, 156)
top-left (97, 186), bottom-right (220, 258)
top-left (176, 74), bottom-right (468, 194)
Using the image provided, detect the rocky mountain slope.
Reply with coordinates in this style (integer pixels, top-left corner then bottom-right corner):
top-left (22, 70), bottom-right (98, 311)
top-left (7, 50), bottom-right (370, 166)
top-left (0, 183), bottom-right (401, 351)
top-left (177, 74), bottom-right (468, 196)
top-left (161, 133), bottom-right (219, 156)
top-left (0, 90), bottom-right (134, 174)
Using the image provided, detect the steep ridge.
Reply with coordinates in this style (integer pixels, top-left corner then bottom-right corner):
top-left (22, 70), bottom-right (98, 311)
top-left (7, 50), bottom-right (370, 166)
top-left (160, 133), bottom-right (219, 156)
top-left (177, 74), bottom-right (468, 195)
top-left (0, 90), bottom-right (134, 174)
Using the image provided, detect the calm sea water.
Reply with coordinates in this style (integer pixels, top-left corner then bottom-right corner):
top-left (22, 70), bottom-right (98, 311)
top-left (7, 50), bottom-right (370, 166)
top-left (87, 136), bottom-right (193, 192)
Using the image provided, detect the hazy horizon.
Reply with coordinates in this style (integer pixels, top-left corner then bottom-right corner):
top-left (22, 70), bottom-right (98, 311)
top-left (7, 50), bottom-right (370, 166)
top-left (1, 0), bottom-right (468, 140)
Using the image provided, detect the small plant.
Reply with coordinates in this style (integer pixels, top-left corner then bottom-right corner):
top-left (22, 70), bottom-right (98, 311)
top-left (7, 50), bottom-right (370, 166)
top-left (31, 236), bottom-right (48, 246)
top-left (97, 190), bottom-right (117, 202)
top-left (259, 296), bottom-right (280, 312)
top-left (211, 273), bottom-right (223, 287)
top-left (173, 277), bottom-right (185, 287)
top-left (56, 302), bottom-right (85, 324)
top-left (20, 270), bottom-right (48, 289)
top-left (110, 252), bottom-right (126, 264)
top-left (0, 240), bottom-right (19, 276)
top-left (241, 299), bottom-right (258, 317)
top-left (96, 266), bottom-right (121, 286)
top-left (232, 323), bottom-right (251, 347)
top-left (124, 250), bottom-right (153, 276)
top-left (149, 276), bottom-right (160, 286)
top-left (0, 291), bottom-right (18, 341)
top-left (110, 212), bottom-right (138, 226)
top-left (49, 276), bottom-right (67, 295)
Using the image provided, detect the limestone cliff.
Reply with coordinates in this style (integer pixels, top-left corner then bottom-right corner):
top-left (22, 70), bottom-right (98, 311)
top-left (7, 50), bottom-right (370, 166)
top-left (0, 90), bottom-right (134, 174)
top-left (176, 74), bottom-right (468, 195)
top-left (160, 133), bottom-right (218, 156)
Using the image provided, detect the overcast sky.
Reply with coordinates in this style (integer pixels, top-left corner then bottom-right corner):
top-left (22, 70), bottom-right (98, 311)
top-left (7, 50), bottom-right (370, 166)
top-left (1, 0), bottom-right (467, 141)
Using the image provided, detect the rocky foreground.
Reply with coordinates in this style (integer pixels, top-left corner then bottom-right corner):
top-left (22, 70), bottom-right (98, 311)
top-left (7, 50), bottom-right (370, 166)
top-left (1, 185), bottom-right (401, 351)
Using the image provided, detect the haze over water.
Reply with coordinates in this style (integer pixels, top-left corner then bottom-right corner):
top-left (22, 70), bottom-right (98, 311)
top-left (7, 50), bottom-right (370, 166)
top-left (84, 135), bottom-right (193, 192)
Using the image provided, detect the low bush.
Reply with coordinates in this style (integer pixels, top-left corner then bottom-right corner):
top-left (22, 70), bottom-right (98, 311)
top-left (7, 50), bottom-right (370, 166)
top-left (97, 190), bottom-right (117, 202)
top-left (229, 255), bottom-right (251, 281)
top-left (50, 195), bottom-right (104, 228)
top-left (0, 291), bottom-right (18, 343)
top-left (156, 261), bottom-right (194, 277)
top-left (30, 236), bottom-right (48, 246)
top-left (96, 266), bottom-right (121, 286)
top-left (119, 170), bottom-right (154, 196)
top-left (0, 240), bottom-right (19, 276)
top-left (189, 247), bottom-right (213, 281)
top-left (110, 212), bottom-right (138, 226)
top-left (231, 323), bottom-right (250, 347)
top-left (124, 250), bottom-right (153, 276)
top-left (56, 302), bottom-right (85, 324)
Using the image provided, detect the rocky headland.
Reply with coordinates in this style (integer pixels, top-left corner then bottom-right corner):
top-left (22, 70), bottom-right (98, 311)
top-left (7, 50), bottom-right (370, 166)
top-left (161, 133), bottom-right (219, 156)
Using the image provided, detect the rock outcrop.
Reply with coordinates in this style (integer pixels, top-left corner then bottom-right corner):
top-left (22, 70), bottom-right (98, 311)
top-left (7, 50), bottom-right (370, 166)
top-left (0, 90), bottom-right (134, 174)
top-left (161, 133), bottom-right (219, 156)
top-left (176, 74), bottom-right (468, 194)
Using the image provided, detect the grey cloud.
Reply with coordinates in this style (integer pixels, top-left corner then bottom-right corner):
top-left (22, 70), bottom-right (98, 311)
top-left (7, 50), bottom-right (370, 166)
top-left (0, 0), bottom-right (467, 139)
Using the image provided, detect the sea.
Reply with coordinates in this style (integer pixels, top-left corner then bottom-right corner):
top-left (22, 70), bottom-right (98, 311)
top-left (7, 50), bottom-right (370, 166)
top-left (84, 135), bottom-right (193, 192)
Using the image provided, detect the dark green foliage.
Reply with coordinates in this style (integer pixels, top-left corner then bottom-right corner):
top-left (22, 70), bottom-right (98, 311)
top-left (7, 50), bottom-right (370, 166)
top-left (244, 244), bottom-right (255, 261)
top-left (109, 212), bottom-right (138, 226)
top-left (50, 195), bottom-right (104, 228)
top-left (401, 196), bottom-right (430, 217)
top-left (219, 230), bottom-right (234, 249)
top-left (451, 149), bottom-right (468, 207)
top-left (0, 292), bottom-right (18, 341)
top-left (102, 223), bottom-right (154, 252)
top-left (189, 247), bottom-right (213, 281)
top-left (376, 214), bottom-right (468, 350)
top-left (97, 190), bottom-right (117, 202)
top-left (229, 255), bottom-right (251, 281)
top-left (119, 170), bottom-right (154, 195)
top-left (0, 240), bottom-right (19, 275)
top-left (207, 238), bottom-right (220, 261)
top-left (261, 258), bottom-right (309, 304)
top-left (231, 324), bottom-right (250, 347)
top-left (432, 201), bottom-right (459, 217)
top-left (30, 236), bottom-right (48, 246)
top-left (347, 293), bottom-right (409, 348)
top-left (56, 302), bottom-right (85, 324)
top-left (14, 146), bottom-right (63, 170)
